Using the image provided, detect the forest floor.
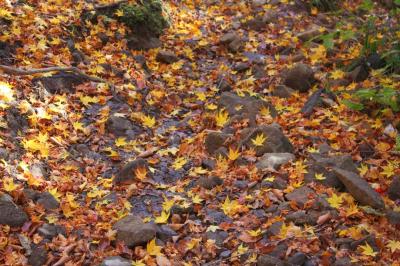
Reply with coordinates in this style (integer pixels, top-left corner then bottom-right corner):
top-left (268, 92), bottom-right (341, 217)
top-left (0, 0), bottom-right (400, 265)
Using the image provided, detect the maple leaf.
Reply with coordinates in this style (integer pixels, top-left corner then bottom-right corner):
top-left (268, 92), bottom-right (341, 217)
top-left (134, 166), bottom-right (148, 180)
top-left (251, 133), bottom-right (267, 146)
top-left (327, 193), bottom-right (343, 209)
top-left (3, 177), bottom-right (18, 192)
top-left (358, 164), bottom-right (369, 176)
top-left (191, 195), bottom-right (203, 204)
top-left (206, 225), bottom-right (220, 232)
top-left (386, 240), bottom-right (400, 253)
top-left (115, 137), bottom-right (127, 147)
top-left (247, 229), bottom-right (263, 237)
top-left (221, 196), bottom-right (242, 217)
top-left (172, 157), bottom-right (187, 170)
top-left (114, 9), bottom-right (124, 17)
top-left (315, 173), bottom-right (326, 180)
top-left (0, 81), bottom-right (15, 103)
top-left (359, 243), bottom-right (378, 257)
top-left (142, 114), bottom-right (156, 128)
top-left (381, 162), bottom-right (395, 178)
top-left (132, 260), bottom-right (146, 266)
top-left (215, 109), bottom-right (229, 127)
top-left (48, 188), bottom-right (61, 202)
top-left (147, 238), bottom-right (162, 256)
top-left (227, 146), bottom-right (240, 161)
top-left (155, 211), bottom-right (170, 224)
top-left (331, 69), bottom-right (345, 80)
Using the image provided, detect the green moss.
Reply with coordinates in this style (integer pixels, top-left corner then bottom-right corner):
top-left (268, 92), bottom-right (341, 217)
top-left (118, 0), bottom-right (168, 36)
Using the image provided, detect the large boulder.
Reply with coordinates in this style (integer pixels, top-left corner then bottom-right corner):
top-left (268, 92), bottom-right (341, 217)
top-left (112, 215), bottom-right (156, 247)
top-left (240, 124), bottom-right (293, 156)
top-left (282, 63), bottom-right (315, 92)
top-left (333, 168), bottom-right (385, 209)
top-left (0, 194), bottom-right (29, 227)
top-left (114, 158), bottom-right (149, 184)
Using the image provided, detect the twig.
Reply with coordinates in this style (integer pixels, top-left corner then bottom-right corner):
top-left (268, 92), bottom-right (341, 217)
top-left (53, 243), bottom-right (77, 266)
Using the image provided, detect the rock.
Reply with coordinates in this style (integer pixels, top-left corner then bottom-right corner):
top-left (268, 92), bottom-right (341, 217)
top-left (197, 176), bottom-right (223, 189)
top-left (28, 245), bottom-right (47, 266)
top-left (156, 50), bottom-right (179, 64)
top-left (367, 53), bottom-right (386, 70)
top-left (114, 158), bottom-right (149, 184)
top-left (204, 131), bottom-right (231, 155)
top-left (233, 62), bottom-right (251, 72)
top-left (243, 16), bottom-right (265, 31)
top-left (262, 176), bottom-right (287, 190)
top-left (220, 32), bottom-right (239, 44)
top-left (240, 124), bottom-right (294, 156)
top-left (156, 225), bottom-right (177, 242)
top-left (0, 194), bottom-right (29, 227)
top-left (99, 256), bottom-right (132, 266)
top-left (286, 210), bottom-right (317, 225)
top-left (257, 254), bottom-right (286, 266)
top-left (205, 230), bottom-right (229, 246)
top-left (386, 210), bottom-right (400, 225)
top-left (0, 148), bottom-right (8, 160)
top-left (333, 257), bottom-right (353, 266)
top-left (388, 176), bottom-right (400, 201)
top-left (272, 85), bottom-right (295, 98)
top-left (350, 234), bottom-right (379, 252)
top-left (285, 186), bottom-right (315, 207)
top-left (296, 25), bottom-right (322, 42)
top-left (6, 107), bottom-right (28, 134)
top-left (262, 10), bottom-right (278, 23)
top-left (301, 88), bottom-right (324, 116)
top-left (112, 215), bottom-right (156, 247)
top-left (36, 192), bottom-right (59, 211)
top-left (256, 153), bottom-right (295, 171)
top-left (252, 0), bottom-right (267, 7)
top-left (282, 63), bottom-right (315, 92)
top-left (288, 252), bottom-right (307, 265)
top-left (106, 115), bottom-right (134, 137)
top-left (37, 223), bottom-right (66, 239)
top-left (219, 92), bottom-right (277, 126)
top-left (0, 41), bottom-right (16, 65)
top-left (265, 221), bottom-right (283, 238)
top-left (347, 65), bottom-right (369, 82)
top-left (127, 35), bottom-right (162, 50)
top-left (33, 72), bottom-right (86, 94)
top-left (333, 168), bottom-right (385, 209)
top-left (228, 38), bottom-right (244, 53)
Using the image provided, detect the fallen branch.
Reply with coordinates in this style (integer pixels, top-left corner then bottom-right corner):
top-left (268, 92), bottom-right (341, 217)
top-left (0, 64), bottom-right (107, 84)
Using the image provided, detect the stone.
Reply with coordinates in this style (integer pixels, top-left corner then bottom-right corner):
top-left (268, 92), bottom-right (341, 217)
top-left (205, 230), bottom-right (229, 246)
top-left (228, 38), bottom-right (244, 53)
top-left (285, 186), bottom-right (315, 207)
top-left (240, 124), bottom-right (294, 156)
top-left (265, 221), bottom-right (283, 237)
top-left (288, 252), bottom-right (307, 265)
top-left (106, 115), bottom-right (134, 137)
top-left (367, 53), bottom-right (386, 69)
top-left (0, 148), bottom-right (9, 160)
top-left (286, 210), bottom-right (317, 225)
top-left (37, 223), bottom-right (66, 239)
top-left (114, 158), bottom-right (149, 184)
top-left (156, 225), bottom-right (178, 242)
top-left (388, 176), bottom-right (400, 201)
top-left (0, 194), bottom-right (29, 227)
top-left (28, 245), bottom-right (47, 266)
top-left (257, 254), bottom-right (286, 266)
top-left (112, 215), bottom-right (156, 247)
top-left (262, 10), bottom-right (278, 24)
top-left (272, 85), bottom-right (295, 98)
top-left (347, 65), bottom-right (369, 82)
top-left (256, 153), bottom-right (295, 171)
top-left (6, 107), bottom-right (28, 134)
top-left (197, 176), bottom-right (223, 189)
top-left (204, 131), bottom-right (231, 155)
top-left (333, 168), bottom-right (385, 209)
top-left (36, 192), bottom-right (59, 211)
top-left (252, 0), bottom-right (267, 7)
top-left (156, 50), bottom-right (179, 64)
top-left (350, 234), bottom-right (379, 252)
top-left (220, 32), bottom-right (239, 44)
top-left (219, 92), bottom-right (277, 126)
top-left (99, 256), bottom-right (132, 266)
top-left (386, 210), bottom-right (400, 225)
top-left (282, 63), bottom-right (315, 92)
top-left (33, 72), bottom-right (86, 94)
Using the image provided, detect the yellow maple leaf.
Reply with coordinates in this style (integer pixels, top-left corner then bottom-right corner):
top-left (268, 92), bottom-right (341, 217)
top-left (358, 164), bottom-right (369, 176)
top-left (221, 196), bottom-right (242, 217)
top-left (227, 146), bottom-right (240, 161)
top-left (251, 133), bottom-right (267, 146)
top-left (315, 173), bottom-right (326, 180)
top-left (3, 177), bottom-right (18, 192)
top-left (48, 188), bottom-right (61, 202)
top-left (162, 198), bottom-right (175, 212)
top-left (115, 9), bottom-right (124, 17)
top-left (0, 81), bottom-right (15, 103)
top-left (359, 243), bottom-right (378, 257)
top-left (134, 166), bottom-right (148, 180)
top-left (142, 114), bottom-right (156, 128)
top-left (381, 162), bottom-right (395, 178)
top-left (215, 109), bottom-right (229, 127)
top-left (331, 69), bottom-right (345, 80)
top-left (155, 211), bottom-right (170, 224)
top-left (80, 96), bottom-right (99, 106)
top-left (132, 260), bottom-right (146, 266)
top-left (247, 228), bottom-right (263, 237)
top-left (147, 238), bottom-right (162, 256)
top-left (327, 193), bottom-right (343, 209)
top-left (386, 240), bottom-right (400, 253)
top-left (115, 137), bottom-right (127, 147)
top-left (186, 238), bottom-right (200, 250)
top-left (172, 157), bottom-right (187, 170)
top-left (66, 192), bottom-right (79, 209)
top-left (192, 195), bottom-right (203, 204)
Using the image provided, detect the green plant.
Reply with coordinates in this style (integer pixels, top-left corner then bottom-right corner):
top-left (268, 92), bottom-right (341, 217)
top-left (311, 0), bottom-right (338, 11)
top-left (343, 87), bottom-right (400, 112)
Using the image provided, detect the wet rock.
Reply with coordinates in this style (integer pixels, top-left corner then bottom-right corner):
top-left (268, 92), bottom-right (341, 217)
top-left (156, 50), bottom-right (179, 64)
top-left (205, 231), bottom-right (229, 246)
top-left (204, 131), bottom-right (231, 155)
top-left (113, 215), bottom-right (156, 247)
top-left (106, 115), bottom-right (136, 137)
top-left (388, 176), bottom-right (400, 201)
top-left (37, 223), bottom-right (66, 239)
top-left (262, 176), bottom-right (287, 190)
top-left (282, 63), bottom-right (315, 92)
top-left (34, 72), bottom-right (86, 94)
top-left (285, 186), bottom-right (315, 207)
top-left (301, 88), bottom-right (324, 116)
top-left (28, 245), bottom-right (47, 266)
top-left (288, 252), bottom-right (307, 265)
top-left (100, 256), bottom-right (132, 266)
top-left (205, 210), bottom-right (231, 224)
top-left (333, 168), bottom-right (385, 209)
top-left (256, 153), bottom-right (295, 171)
top-left (0, 194), bottom-right (29, 227)
top-left (272, 85), bottom-right (295, 98)
top-left (36, 192), bottom-right (59, 211)
top-left (219, 92), bottom-right (277, 126)
top-left (386, 210), bottom-right (400, 225)
top-left (257, 254), bottom-right (287, 266)
top-left (297, 25), bottom-right (322, 42)
top-left (114, 158), bottom-right (149, 184)
top-left (197, 176), bottom-right (223, 189)
top-left (240, 124), bottom-right (294, 156)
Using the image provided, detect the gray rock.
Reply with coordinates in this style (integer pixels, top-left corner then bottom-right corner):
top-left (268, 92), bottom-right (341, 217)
top-left (205, 230), bottom-right (229, 246)
top-left (36, 192), bottom-right (59, 211)
top-left (388, 176), bottom-right (400, 201)
top-left (333, 168), bottom-right (385, 209)
top-left (256, 153), bottom-right (295, 171)
top-left (106, 115), bottom-right (134, 136)
top-left (156, 50), bottom-right (179, 64)
top-left (0, 148), bottom-right (9, 160)
top-left (204, 131), bottom-right (231, 155)
top-left (386, 210), bottom-right (400, 225)
top-left (219, 92), bottom-right (277, 126)
top-left (33, 72), bottom-right (86, 94)
top-left (0, 194), bottom-right (29, 227)
top-left (285, 186), bottom-right (315, 207)
top-left (28, 245), bottom-right (47, 266)
top-left (228, 38), bottom-right (244, 53)
top-left (114, 158), bottom-right (148, 184)
top-left (220, 32), bottom-right (239, 44)
top-left (37, 223), bottom-right (66, 239)
top-left (197, 176), bottom-right (223, 189)
top-left (272, 85), bottom-right (294, 98)
top-left (350, 234), bottom-right (379, 252)
top-left (265, 221), bottom-right (283, 237)
top-left (241, 124), bottom-right (294, 156)
top-left (286, 210), bottom-right (317, 225)
top-left (252, 0), bottom-right (267, 7)
top-left (257, 254), bottom-right (287, 266)
top-left (156, 225), bottom-right (178, 242)
top-left (283, 63), bottom-right (315, 92)
top-left (99, 256), bottom-right (132, 266)
top-left (112, 215), bottom-right (156, 247)
top-left (347, 65), bottom-right (369, 82)
top-left (262, 10), bottom-right (278, 23)
top-left (288, 252), bottom-right (307, 265)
